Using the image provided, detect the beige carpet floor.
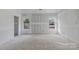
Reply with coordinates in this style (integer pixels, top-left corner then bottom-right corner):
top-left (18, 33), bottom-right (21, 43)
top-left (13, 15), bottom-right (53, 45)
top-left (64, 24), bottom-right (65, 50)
top-left (0, 33), bottom-right (79, 50)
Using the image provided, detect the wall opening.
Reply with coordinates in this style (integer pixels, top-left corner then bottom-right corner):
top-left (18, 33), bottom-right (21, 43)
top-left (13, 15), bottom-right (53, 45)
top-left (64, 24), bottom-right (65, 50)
top-left (49, 17), bottom-right (57, 33)
top-left (14, 16), bottom-right (19, 36)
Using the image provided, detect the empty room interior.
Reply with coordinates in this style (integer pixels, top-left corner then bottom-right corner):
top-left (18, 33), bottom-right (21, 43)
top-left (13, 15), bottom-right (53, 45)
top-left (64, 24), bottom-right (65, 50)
top-left (0, 9), bottom-right (79, 50)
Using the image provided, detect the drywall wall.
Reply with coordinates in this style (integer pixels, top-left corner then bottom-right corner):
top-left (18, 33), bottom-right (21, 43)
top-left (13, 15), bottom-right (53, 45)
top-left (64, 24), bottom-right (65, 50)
top-left (0, 14), bottom-right (14, 43)
top-left (21, 13), bottom-right (48, 34)
top-left (58, 10), bottom-right (79, 42)
top-left (31, 13), bottom-right (49, 33)
top-left (0, 9), bottom-right (20, 44)
top-left (21, 13), bottom-right (58, 34)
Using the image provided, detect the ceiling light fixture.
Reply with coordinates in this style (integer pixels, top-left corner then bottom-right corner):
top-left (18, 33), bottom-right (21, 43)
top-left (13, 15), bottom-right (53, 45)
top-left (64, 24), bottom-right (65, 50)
top-left (39, 9), bottom-right (43, 11)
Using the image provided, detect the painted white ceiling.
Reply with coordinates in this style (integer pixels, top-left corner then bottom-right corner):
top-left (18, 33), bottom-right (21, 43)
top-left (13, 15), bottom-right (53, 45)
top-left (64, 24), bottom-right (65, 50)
top-left (18, 9), bottom-right (62, 14)
top-left (0, 9), bottom-right (63, 14)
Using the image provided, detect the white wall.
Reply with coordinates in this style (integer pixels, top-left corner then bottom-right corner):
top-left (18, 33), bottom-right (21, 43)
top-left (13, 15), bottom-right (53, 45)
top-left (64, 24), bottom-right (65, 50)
top-left (31, 13), bottom-right (49, 33)
top-left (0, 14), bottom-right (14, 43)
top-left (21, 13), bottom-right (58, 34)
top-left (58, 10), bottom-right (79, 42)
top-left (0, 9), bottom-right (21, 44)
top-left (21, 13), bottom-right (49, 34)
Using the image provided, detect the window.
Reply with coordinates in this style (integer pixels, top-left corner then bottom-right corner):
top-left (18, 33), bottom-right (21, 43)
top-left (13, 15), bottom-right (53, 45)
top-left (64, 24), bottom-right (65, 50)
top-left (24, 19), bottom-right (30, 29)
top-left (49, 18), bottom-right (55, 28)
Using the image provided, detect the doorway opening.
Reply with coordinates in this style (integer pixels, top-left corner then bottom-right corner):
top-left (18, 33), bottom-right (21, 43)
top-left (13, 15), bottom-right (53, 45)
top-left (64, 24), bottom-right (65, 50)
top-left (14, 16), bottom-right (19, 36)
top-left (49, 17), bottom-right (56, 33)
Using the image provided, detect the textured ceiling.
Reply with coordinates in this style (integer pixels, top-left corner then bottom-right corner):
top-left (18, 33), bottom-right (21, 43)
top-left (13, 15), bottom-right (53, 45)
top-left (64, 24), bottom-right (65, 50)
top-left (0, 9), bottom-right (63, 14)
top-left (18, 9), bottom-right (62, 14)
